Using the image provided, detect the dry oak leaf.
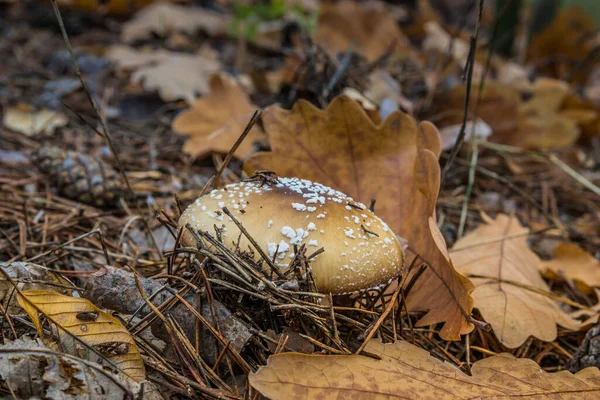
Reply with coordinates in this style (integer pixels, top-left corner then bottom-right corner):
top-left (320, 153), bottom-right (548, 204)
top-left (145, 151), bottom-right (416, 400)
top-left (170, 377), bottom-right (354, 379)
top-left (172, 75), bottom-right (263, 158)
top-left (434, 82), bottom-right (521, 141)
top-left (437, 79), bottom-right (581, 149)
top-left (528, 7), bottom-right (598, 84)
top-left (249, 340), bottom-right (600, 400)
top-left (405, 149), bottom-right (475, 340)
top-left (451, 214), bottom-right (581, 348)
top-left (17, 289), bottom-right (146, 382)
top-left (562, 93), bottom-right (600, 141)
top-left (121, 2), bottom-right (229, 43)
top-left (315, 0), bottom-right (410, 61)
top-left (0, 337), bottom-right (141, 399)
top-left (514, 78), bottom-right (581, 149)
top-left (244, 95), bottom-right (474, 340)
top-left (540, 243), bottom-right (600, 293)
top-left (106, 45), bottom-right (221, 102)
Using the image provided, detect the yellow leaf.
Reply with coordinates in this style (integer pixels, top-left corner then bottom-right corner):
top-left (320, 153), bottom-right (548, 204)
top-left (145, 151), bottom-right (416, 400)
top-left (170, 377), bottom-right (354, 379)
top-left (540, 243), bottom-right (600, 293)
top-left (0, 261), bottom-right (76, 315)
top-left (17, 290), bottom-right (145, 382)
top-left (172, 75), bottom-right (264, 158)
top-left (250, 340), bottom-right (600, 399)
top-left (244, 95), bottom-right (474, 340)
top-left (451, 214), bottom-right (581, 348)
top-left (3, 105), bottom-right (68, 136)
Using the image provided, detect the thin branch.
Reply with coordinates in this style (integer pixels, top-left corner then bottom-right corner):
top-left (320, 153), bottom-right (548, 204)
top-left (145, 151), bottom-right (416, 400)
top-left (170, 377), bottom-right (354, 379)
top-left (441, 0), bottom-right (485, 187)
top-left (49, 0), bottom-right (160, 257)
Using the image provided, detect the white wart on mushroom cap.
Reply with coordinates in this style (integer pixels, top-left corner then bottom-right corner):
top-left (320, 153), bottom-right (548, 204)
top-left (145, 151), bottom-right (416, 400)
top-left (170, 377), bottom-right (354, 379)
top-left (178, 177), bottom-right (404, 294)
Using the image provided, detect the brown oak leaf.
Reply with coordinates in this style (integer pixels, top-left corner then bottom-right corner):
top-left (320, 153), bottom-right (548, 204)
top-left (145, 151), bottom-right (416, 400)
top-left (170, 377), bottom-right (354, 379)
top-left (451, 214), bottom-right (581, 348)
top-left (540, 243), bottom-right (600, 294)
top-left (250, 340), bottom-right (600, 400)
top-left (315, 0), bottom-right (410, 61)
top-left (528, 7), bottom-right (597, 84)
top-left (244, 95), bottom-right (474, 340)
top-left (436, 79), bottom-right (584, 149)
top-left (172, 75), bottom-right (263, 158)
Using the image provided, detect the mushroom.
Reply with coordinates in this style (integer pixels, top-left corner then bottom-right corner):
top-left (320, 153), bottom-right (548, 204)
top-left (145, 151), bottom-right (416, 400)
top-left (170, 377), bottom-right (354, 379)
top-left (178, 177), bottom-right (404, 294)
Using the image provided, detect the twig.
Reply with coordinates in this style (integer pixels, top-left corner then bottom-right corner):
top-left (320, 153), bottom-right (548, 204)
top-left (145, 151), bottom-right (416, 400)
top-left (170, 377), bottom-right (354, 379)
top-left (547, 154), bottom-right (600, 197)
top-left (49, 0), bottom-right (160, 257)
top-left (213, 110), bottom-right (262, 189)
top-left (26, 228), bottom-right (109, 264)
top-left (356, 281), bottom-right (402, 354)
top-left (0, 303), bottom-right (17, 339)
top-left (220, 207), bottom-right (285, 279)
top-left (457, 141), bottom-right (479, 237)
top-left (322, 44), bottom-right (354, 100)
top-left (298, 333), bottom-right (347, 354)
top-left (441, 0), bottom-right (485, 187)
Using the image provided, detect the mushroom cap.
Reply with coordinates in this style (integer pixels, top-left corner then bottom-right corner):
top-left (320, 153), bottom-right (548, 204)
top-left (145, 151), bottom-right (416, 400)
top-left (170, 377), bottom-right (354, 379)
top-left (178, 177), bottom-right (404, 294)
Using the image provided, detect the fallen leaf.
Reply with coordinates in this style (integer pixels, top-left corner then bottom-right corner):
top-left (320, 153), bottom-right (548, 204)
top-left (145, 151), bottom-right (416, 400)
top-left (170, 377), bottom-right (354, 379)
top-left (172, 75), bottom-right (263, 158)
top-left (18, 290), bottom-right (146, 382)
top-left (562, 93), bottom-right (600, 141)
top-left (435, 82), bottom-right (520, 141)
top-left (540, 243), bottom-right (600, 293)
top-left (3, 104), bottom-right (68, 136)
top-left (107, 45), bottom-right (221, 102)
top-left (250, 340), bottom-right (600, 399)
top-left (0, 337), bottom-right (141, 399)
top-left (121, 2), bottom-right (229, 42)
top-left (513, 78), bottom-right (581, 149)
top-left (451, 214), bottom-right (581, 348)
top-left (528, 7), bottom-right (598, 84)
top-left (572, 212), bottom-right (600, 244)
top-left (515, 111), bottom-right (580, 149)
top-left (315, 0), bottom-right (410, 61)
top-left (404, 149), bottom-right (475, 340)
top-left (244, 95), bottom-right (474, 340)
top-left (0, 261), bottom-right (76, 314)
top-left (436, 79), bottom-right (582, 149)
top-left (341, 87), bottom-right (381, 123)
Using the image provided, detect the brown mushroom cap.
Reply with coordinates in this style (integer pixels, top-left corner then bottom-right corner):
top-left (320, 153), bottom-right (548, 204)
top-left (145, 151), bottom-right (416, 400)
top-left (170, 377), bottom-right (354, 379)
top-left (178, 177), bottom-right (404, 294)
